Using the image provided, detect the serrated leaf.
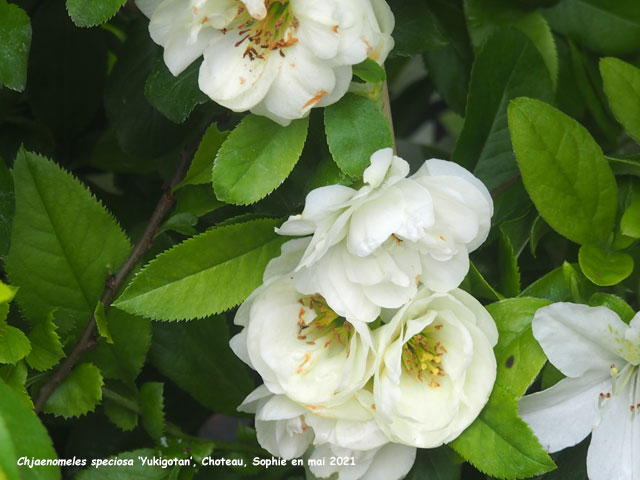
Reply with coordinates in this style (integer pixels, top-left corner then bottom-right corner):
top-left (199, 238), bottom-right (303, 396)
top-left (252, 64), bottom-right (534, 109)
top-left (498, 229), bottom-right (521, 298)
top-left (460, 262), bottom-right (504, 302)
top-left (621, 198), bottom-right (640, 238)
top-left (43, 363), bottom-right (103, 418)
top-left (578, 244), bottom-right (634, 286)
top-left (66, 0), bottom-right (126, 27)
top-left (453, 28), bottom-right (553, 190)
top-left (0, 361), bottom-right (31, 408)
top-left (175, 124), bottom-right (228, 189)
top-left (145, 59), bottom-right (208, 123)
top-left (588, 292), bottom-right (635, 324)
top-left (150, 317), bottom-right (253, 414)
top-left (0, 378), bottom-right (60, 480)
top-left (139, 382), bottom-right (165, 439)
top-left (324, 94), bottom-right (393, 177)
top-left (600, 57), bottom-right (640, 144)
top-left (114, 219), bottom-right (286, 320)
top-left (26, 310), bottom-right (65, 371)
top-left (6, 150), bottom-right (131, 332)
top-left (450, 384), bottom-right (556, 478)
top-left (0, 0), bottom-right (31, 91)
top-left (77, 449), bottom-right (171, 480)
top-left (352, 58), bottom-right (386, 83)
top-left (0, 322), bottom-right (31, 365)
top-left (487, 298), bottom-right (551, 397)
top-left (508, 97), bottom-right (617, 245)
top-left (94, 301), bottom-right (113, 344)
top-left (213, 115), bottom-right (308, 205)
top-left (84, 310), bottom-right (151, 384)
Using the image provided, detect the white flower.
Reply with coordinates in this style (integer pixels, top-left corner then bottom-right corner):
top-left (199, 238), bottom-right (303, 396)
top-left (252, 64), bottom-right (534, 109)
top-left (308, 442), bottom-right (416, 480)
top-left (230, 240), bottom-right (378, 407)
top-left (371, 287), bottom-right (498, 448)
top-left (277, 148), bottom-right (493, 323)
top-left (137, 0), bottom-right (394, 125)
top-left (519, 303), bottom-right (640, 480)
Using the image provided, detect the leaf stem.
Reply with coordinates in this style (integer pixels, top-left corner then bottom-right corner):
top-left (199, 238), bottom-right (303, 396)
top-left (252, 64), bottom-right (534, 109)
top-left (34, 145), bottom-right (196, 413)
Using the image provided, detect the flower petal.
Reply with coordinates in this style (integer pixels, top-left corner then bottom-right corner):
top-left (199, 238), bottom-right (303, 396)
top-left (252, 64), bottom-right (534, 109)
top-left (361, 443), bottom-right (416, 480)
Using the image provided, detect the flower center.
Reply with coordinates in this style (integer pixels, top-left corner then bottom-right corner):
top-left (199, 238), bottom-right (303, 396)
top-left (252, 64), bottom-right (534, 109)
top-left (296, 294), bottom-right (354, 351)
top-left (401, 324), bottom-right (447, 387)
top-left (225, 0), bottom-right (298, 60)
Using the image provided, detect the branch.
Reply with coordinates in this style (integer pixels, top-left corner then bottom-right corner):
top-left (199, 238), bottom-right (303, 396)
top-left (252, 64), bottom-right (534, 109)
top-left (34, 145), bottom-right (195, 413)
top-left (491, 172), bottom-right (521, 199)
top-left (382, 80), bottom-right (397, 155)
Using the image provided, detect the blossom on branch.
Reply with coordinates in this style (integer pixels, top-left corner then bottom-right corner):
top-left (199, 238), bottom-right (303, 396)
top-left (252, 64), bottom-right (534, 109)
top-left (137, 0), bottom-right (394, 124)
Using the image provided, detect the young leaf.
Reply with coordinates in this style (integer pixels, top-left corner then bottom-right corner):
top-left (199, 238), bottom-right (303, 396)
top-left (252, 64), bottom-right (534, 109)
top-left (508, 97), bottom-right (617, 246)
top-left (26, 311), bottom-right (65, 371)
top-left (352, 59), bottom-right (386, 84)
top-left (94, 301), bottom-right (113, 344)
top-left (6, 150), bottom-right (131, 331)
top-left (600, 57), bottom-right (640, 144)
top-left (621, 198), bottom-right (640, 238)
top-left (139, 382), bottom-right (165, 439)
top-left (498, 229), bottom-right (521, 298)
top-left (145, 59), bottom-right (208, 124)
top-left (213, 115), bottom-right (309, 205)
top-left (0, 361), bottom-right (31, 408)
top-left (0, 379), bottom-right (60, 480)
top-left (578, 244), bottom-right (634, 286)
top-left (324, 94), bottom-right (392, 177)
top-left (0, 0), bottom-right (31, 91)
top-left (43, 363), bottom-right (104, 418)
top-left (452, 28), bottom-right (553, 189)
top-left (488, 297), bottom-right (551, 397)
top-left (0, 322), bottom-right (31, 365)
top-left (450, 384), bottom-right (556, 478)
top-left (66, 0), bottom-right (127, 27)
top-left (150, 317), bottom-right (253, 415)
top-left (113, 219), bottom-right (286, 320)
top-left (0, 281), bottom-right (17, 304)
top-left (175, 124), bottom-right (228, 189)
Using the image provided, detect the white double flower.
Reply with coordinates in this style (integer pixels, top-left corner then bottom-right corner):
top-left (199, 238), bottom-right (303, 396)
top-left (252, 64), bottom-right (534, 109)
top-left (277, 148), bottom-right (493, 323)
top-left (137, 0), bottom-right (394, 124)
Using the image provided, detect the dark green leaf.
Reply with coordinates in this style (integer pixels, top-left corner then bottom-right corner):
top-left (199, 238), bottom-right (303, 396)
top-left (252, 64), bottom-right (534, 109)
top-left (508, 97), bottom-right (617, 245)
top-left (139, 382), bottom-right (165, 439)
top-left (600, 57), bottom-right (640, 144)
top-left (150, 317), bottom-right (253, 415)
top-left (389, 0), bottom-right (448, 56)
top-left (145, 59), bottom-right (208, 124)
top-left (43, 363), bottom-right (103, 418)
top-left (498, 229), bottom-right (521, 297)
top-left (176, 124), bottom-right (228, 189)
top-left (0, 0), bottom-right (31, 91)
top-left (213, 115), bottom-right (309, 205)
top-left (324, 94), bottom-right (392, 177)
top-left (66, 0), bottom-right (126, 27)
top-left (114, 219), bottom-right (286, 320)
top-left (578, 244), bottom-right (634, 286)
top-left (405, 447), bottom-right (461, 480)
top-left (460, 262), bottom-right (504, 302)
top-left (453, 28), bottom-right (553, 191)
top-left (608, 155), bottom-right (640, 179)
top-left (77, 449), bottom-right (173, 480)
top-left (6, 150), bottom-right (131, 332)
top-left (0, 157), bottom-right (13, 257)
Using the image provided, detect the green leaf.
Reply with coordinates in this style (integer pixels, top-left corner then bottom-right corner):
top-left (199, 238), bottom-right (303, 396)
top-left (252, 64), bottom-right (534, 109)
top-left (541, 362), bottom-right (565, 389)
top-left (519, 265), bottom-right (581, 303)
top-left (175, 124), bottom-right (228, 189)
top-left (26, 311), bottom-right (65, 371)
top-left (77, 449), bottom-right (172, 480)
top-left (114, 219), bottom-right (285, 320)
top-left (544, 0), bottom-right (640, 56)
top-left (389, 0), bottom-right (448, 56)
top-left (460, 262), bottom-right (504, 302)
top-left (324, 94), bottom-right (392, 177)
top-left (0, 281), bottom-right (17, 304)
top-left (562, 261), bottom-right (596, 303)
top-left (66, 0), bottom-right (126, 27)
top-left (488, 298), bottom-right (551, 397)
top-left (0, 0), bottom-right (31, 91)
top-left (352, 59), bottom-right (386, 83)
top-left (84, 310), bottom-right (151, 384)
top-left (94, 301), bottom-right (113, 344)
top-left (172, 185), bottom-right (223, 218)
top-left (213, 116), bottom-right (308, 205)
top-left (405, 447), bottom-right (461, 480)
top-left (621, 198), bottom-right (640, 238)
top-left (0, 378), bottom-right (60, 480)
top-left (6, 150), bottom-right (131, 332)
top-left (498, 229), bottom-right (521, 298)
top-left (150, 317), bottom-right (253, 415)
top-left (600, 57), bottom-right (640, 144)
top-left (464, 0), bottom-right (558, 86)
top-left (588, 292), bottom-right (635, 324)
top-left (139, 382), bottom-right (165, 439)
top-left (102, 383), bottom-right (139, 432)
top-left (450, 384), bottom-right (556, 478)
top-left (145, 59), bottom-right (208, 124)
top-left (578, 244), bottom-right (634, 286)
top-left (508, 97), bottom-right (618, 245)
top-left (607, 155), bottom-right (640, 178)
top-left (0, 318), bottom-right (31, 365)
top-left (43, 363), bottom-right (104, 418)
top-left (452, 28), bottom-right (553, 190)
top-left (0, 361), bottom-right (31, 408)
top-left (0, 157), bottom-right (14, 257)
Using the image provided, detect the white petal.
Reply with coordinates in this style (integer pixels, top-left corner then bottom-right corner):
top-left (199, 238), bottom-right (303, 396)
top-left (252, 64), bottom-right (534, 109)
top-left (419, 247), bottom-right (470, 293)
top-left (163, 24), bottom-right (219, 75)
top-left (449, 288), bottom-right (498, 346)
top-left (229, 329), bottom-right (252, 368)
top-left (532, 303), bottom-right (629, 377)
top-left (587, 378), bottom-right (640, 480)
top-left (361, 443), bottom-right (416, 480)
top-left (136, 0), bottom-right (162, 18)
top-left (241, 0), bottom-right (267, 20)
top-left (263, 237), bottom-right (310, 281)
top-left (238, 385), bottom-right (272, 414)
top-left (363, 148), bottom-right (394, 187)
top-left (258, 394), bottom-right (307, 421)
top-left (519, 371), bottom-right (609, 453)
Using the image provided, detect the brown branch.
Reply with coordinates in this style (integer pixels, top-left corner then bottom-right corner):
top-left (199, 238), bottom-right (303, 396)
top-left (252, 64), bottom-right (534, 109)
top-left (34, 145), bottom-right (195, 413)
top-left (382, 80), bottom-right (397, 155)
top-left (491, 172), bottom-right (521, 199)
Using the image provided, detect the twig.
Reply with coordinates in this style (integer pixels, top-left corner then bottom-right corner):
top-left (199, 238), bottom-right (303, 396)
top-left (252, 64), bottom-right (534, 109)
top-left (491, 172), bottom-right (521, 199)
top-left (382, 80), bottom-right (397, 155)
top-left (34, 146), bottom-right (195, 413)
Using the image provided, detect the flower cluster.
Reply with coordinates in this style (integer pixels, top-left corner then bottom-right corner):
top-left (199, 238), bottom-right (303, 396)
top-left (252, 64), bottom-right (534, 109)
top-left (230, 148), bottom-right (498, 479)
top-left (138, 0), bottom-right (394, 125)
